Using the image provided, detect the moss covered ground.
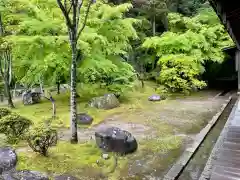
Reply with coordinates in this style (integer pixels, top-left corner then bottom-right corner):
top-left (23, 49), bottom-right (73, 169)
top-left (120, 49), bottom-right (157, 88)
top-left (0, 82), bottom-right (227, 179)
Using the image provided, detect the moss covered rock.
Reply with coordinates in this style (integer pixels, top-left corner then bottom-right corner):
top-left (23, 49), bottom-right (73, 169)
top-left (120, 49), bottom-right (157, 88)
top-left (88, 94), bottom-right (120, 110)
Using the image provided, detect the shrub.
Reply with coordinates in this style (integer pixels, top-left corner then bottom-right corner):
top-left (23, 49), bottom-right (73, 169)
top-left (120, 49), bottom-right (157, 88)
top-left (27, 123), bottom-right (58, 156)
top-left (0, 108), bottom-right (11, 119)
top-left (157, 55), bottom-right (206, 94)
top-left (0, 113), bottom-right (32, 144)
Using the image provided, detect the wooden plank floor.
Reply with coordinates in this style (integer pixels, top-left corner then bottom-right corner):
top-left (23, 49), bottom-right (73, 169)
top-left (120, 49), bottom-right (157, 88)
top-left (211, 102), bottom-right (240, 180)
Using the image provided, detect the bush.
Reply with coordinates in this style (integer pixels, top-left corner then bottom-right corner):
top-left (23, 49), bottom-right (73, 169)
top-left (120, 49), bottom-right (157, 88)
top-left (27, 123), bottom-right (58, 156)
top-left (0, 108), bottom-right (11, 119)
top-left (157, 55), bottom-right (206, 94)
top-left (0, 113), bottom-right (32, 144)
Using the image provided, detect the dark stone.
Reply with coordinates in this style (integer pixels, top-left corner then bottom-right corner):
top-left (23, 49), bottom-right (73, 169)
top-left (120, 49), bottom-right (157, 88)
top-left (1, 170), bottom-right (49, 180)
top-left (76, 113), bottom-right (93, 125)
top-left (88, 94), bottom-right (120, 110)
top-left (54, 175), bottom-right (79, 180)
top-left (22, 90), bottom-right (41, 105)
top-left (148, 95), bottom-right (166, 101)
top-left (0, 147), bottom-right (17, 174)
top-left (95, 127), bottom-right (138, 155)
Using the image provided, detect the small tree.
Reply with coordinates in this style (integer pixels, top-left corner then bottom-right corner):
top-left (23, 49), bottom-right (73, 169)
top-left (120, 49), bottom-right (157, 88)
top-left (27, 123), bottom-right (58, 156)
top-left (0, 13), bottom-right (14, 108)
top-left (56, 0), bottom-right (95, 143)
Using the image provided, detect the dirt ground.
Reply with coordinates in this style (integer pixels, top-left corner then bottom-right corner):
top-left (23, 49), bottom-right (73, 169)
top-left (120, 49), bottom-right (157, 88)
top-left (55, 90), bottom-right (229, 179)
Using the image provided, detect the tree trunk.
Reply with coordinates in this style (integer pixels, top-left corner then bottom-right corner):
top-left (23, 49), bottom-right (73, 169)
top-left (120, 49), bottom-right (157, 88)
top-left (39, 77), bottom-right (44, 95)
top-left (162, 13), bottom-right (169, 31)
top-left (4, 79), bottom-right (14, 108)
top-left (70, 36), bottom-right (78, 144)
top-left (57, 82), bottom-right (60, 94)
top-left (152, 15), bottom-right (156, 36)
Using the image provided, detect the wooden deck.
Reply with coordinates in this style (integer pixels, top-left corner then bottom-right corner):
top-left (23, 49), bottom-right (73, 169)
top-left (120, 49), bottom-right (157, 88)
top-left (210, 99), bottom-right (240, 180)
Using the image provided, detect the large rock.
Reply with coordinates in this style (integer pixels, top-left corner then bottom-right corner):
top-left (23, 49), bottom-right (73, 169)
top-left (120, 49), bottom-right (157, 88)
top-left (88, 94), bottom-right (120, 110)
top-left (54, 175), bottom-right (79, 180)
top-left (95, 127), bottom-right (138, 155)
top-left (76, 113), bottom-right (93, 125)
top-left (22, 90), bottom-right (41, 105)
top-left (1, 170), bottom-right (49, 180)
top-left (0, 147), bottom-right (17, 174)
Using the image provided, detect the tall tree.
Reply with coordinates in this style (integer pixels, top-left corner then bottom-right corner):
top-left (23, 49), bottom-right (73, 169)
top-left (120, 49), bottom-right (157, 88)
top-left (56, 0), bottom-right (95, 143)
top-left (0, 13), bottom-right (14, 108)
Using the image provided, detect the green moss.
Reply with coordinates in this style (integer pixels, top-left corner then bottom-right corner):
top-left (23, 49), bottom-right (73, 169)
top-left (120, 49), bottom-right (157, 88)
top-left (17, 141), bottom-right (127, 178)
top-left (9, 82), bottom-right (163, 128)
top-left (1, 82), bottom-right (219, 178)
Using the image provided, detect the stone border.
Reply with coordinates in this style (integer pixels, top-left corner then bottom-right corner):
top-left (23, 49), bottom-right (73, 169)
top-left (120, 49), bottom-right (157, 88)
top-left (163, 95), bottom-right (233, 180)
top-left (199, 95), bottom-right (239, 180)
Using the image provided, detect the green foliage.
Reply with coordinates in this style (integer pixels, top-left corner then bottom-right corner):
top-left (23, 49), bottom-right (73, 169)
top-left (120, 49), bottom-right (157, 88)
top-left (27, 123), bottom-right (58, 156)
top-left (142, 9), bottom-right (233, 93)
top-left (0, 113), bottom-right (32, 144)
top-left (4, 0), bottom-right (138, 93)
top-left (168, 0), bottom-right (209, 16)
top-left (79, 56), bottom-right (136, 94)
top-left (158, 55), bottom-right (206, 93)
top-left (0, 107), bottom-right (11, 118)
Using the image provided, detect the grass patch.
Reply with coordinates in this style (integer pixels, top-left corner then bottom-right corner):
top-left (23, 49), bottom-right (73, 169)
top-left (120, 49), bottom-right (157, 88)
top-left (17, 141), bottom-right (127, 179)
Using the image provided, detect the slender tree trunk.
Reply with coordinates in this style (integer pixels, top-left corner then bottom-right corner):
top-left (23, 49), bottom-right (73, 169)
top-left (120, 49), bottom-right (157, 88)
top-left (70, 35), bottom-right (78, 144)
top-left (39, 77), bottom-right (44, 94)
top-left (13, 83), bottom-right (17, 98)
top-left (152, 15), bottom-right (156, 36)
top-left (0, 13), bottom-right (14, 108)
top-left (57, 82), bottom-right (60, 94)
top-left (4, 79), bottom-right (14, 108)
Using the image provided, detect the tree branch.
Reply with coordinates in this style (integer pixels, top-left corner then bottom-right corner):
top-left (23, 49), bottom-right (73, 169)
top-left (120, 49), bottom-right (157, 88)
top-left (77, 0), bottom-right (93, 40)
top-left (67, 2), bottom-right (73, 15)
top-left (56, 0), bottom-right (73, 28)
top-left (76, 0), bottom-right (83, 30)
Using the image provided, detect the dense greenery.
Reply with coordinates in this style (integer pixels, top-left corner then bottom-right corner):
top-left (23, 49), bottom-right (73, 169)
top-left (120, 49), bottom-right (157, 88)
top-left (0, 0), bottom-right (236, 178)
top-left (0, 0), bottom-right (235, 137)
top-left (142, 8), bottom-right (233, 93)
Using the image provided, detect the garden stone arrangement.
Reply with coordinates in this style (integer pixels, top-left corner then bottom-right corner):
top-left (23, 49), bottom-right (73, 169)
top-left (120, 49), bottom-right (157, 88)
top-left (95, 126), bottom-right (138, 155)
top-left (0, 147), bottom-right (49, 180)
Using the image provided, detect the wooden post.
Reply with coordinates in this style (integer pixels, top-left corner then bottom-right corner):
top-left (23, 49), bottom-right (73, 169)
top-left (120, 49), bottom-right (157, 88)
top-left (236, 50), bottom-right (240, 93)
